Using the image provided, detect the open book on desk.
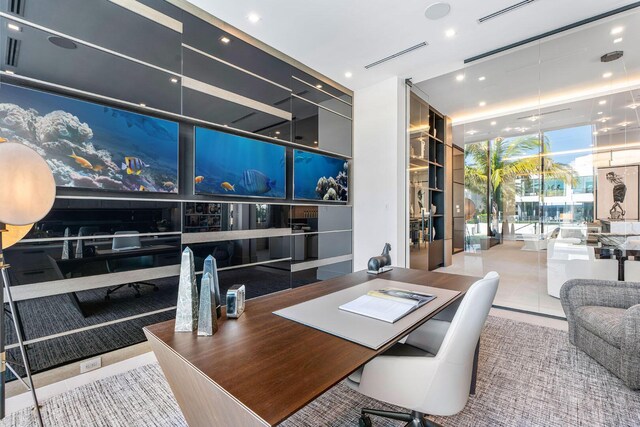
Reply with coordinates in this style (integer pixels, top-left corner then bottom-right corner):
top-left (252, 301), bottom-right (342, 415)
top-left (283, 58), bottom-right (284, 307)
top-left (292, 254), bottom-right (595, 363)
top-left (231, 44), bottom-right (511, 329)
top-left (339, 288), bottom-right (436, 323)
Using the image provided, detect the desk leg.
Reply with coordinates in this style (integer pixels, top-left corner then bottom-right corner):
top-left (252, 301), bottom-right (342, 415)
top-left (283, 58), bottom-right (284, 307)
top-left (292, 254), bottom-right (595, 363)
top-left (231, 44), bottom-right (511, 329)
top-left (144, 330), bottom-right (270, 427)
top-left (470, 339), bottom-right (479, 395)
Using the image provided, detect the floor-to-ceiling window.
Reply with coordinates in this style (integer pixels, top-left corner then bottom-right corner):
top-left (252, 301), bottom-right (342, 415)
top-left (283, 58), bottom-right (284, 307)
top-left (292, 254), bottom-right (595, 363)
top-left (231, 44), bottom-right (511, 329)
top-left (414, 7), bottom-right (640, 317)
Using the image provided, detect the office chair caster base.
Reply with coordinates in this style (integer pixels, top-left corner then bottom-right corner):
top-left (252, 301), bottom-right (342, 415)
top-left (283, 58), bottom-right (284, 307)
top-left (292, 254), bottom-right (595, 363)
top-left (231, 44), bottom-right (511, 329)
top-left (358, 415), bottom-right (372, 427)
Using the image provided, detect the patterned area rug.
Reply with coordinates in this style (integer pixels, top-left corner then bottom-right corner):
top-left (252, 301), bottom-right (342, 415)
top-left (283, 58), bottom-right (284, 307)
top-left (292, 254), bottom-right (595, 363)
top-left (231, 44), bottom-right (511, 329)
top-left (3, 316), bottom-right (640, 426)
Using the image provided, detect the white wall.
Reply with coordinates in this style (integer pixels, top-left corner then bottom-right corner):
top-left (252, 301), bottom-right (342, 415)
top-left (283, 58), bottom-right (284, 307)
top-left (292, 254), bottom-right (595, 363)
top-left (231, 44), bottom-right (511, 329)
top-left (353, 77), bottom-right (407, 270)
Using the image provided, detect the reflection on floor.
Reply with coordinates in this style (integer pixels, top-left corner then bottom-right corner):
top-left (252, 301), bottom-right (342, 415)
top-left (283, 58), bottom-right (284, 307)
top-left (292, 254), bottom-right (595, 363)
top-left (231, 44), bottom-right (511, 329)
top-left (436, 240), bottom-right (564, 317)
top-left (6, 265), bottom-right (312, 379)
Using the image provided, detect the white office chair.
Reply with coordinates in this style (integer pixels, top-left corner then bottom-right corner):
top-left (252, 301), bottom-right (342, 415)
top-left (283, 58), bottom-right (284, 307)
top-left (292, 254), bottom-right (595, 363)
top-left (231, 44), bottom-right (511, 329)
top-left (346, 272), bottom-right (499, 427)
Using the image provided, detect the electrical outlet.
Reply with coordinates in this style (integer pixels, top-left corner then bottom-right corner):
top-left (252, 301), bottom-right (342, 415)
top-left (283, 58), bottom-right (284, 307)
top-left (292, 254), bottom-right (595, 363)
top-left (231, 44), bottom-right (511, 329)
top-left (80, 357), bottom-right (102, 374)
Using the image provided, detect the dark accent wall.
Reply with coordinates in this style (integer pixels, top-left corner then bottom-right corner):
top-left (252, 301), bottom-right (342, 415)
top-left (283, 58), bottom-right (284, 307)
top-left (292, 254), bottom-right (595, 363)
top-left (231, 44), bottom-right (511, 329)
top-left (0, 0), bottom-right (353, 377)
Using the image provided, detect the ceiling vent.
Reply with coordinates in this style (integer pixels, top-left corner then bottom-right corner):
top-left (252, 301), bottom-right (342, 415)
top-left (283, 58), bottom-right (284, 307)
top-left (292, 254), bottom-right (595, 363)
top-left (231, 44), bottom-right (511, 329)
top-left (516, 108), bottom-right (570, 121)
top-left (5, 37), bottom-right (20, 67)
top-left (601, 51), bottom-right (623, 63)
top-left (478, 0), bottom-right (536, 23)
top-left (364, 42), bottom-right (428, 70)
top-left (8, 0), bottom-right (25, 16)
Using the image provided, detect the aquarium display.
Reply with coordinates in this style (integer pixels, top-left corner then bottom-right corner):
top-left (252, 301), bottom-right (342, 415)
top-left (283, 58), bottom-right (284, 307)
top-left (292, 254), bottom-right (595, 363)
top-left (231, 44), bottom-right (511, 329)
top-left (194, 127), bottom-right (286, 198)
top-left (0, 84), bottom-right (179, 193)
top-left (294, 150), bottom-right (348, 202)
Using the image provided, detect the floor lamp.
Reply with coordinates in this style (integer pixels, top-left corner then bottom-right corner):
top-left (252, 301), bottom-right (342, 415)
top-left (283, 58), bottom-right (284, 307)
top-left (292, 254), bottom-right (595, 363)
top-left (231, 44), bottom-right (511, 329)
top-left (0, 142), bottom-right (57, 426)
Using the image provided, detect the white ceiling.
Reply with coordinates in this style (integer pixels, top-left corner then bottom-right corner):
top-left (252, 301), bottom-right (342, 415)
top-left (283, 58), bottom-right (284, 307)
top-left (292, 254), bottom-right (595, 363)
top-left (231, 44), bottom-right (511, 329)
top-left (415, 9), bottom-right (640, 144)
top-left (186, 0), bottom-right (638, 91)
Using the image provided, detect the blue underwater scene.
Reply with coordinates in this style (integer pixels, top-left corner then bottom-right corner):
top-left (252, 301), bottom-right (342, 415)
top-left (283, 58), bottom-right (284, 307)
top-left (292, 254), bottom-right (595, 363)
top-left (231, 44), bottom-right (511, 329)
top-left (294, 150), bottom-right (348, 201)
top-left (0, 84), bottom-right (179, 193)
top-left (194, 127), bottom-right (286, 198)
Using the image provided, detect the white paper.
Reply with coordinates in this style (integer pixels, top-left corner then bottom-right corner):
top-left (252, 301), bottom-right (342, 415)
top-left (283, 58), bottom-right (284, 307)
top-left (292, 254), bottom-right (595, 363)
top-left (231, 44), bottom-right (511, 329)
top-left (339, 295), bottom-right (417, 323)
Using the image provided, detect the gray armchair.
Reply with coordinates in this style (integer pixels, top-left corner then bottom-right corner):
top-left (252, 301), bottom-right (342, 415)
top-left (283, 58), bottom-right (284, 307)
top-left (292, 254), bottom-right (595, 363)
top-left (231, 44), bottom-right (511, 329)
top-left (560, 279), bottom-right (640, 389)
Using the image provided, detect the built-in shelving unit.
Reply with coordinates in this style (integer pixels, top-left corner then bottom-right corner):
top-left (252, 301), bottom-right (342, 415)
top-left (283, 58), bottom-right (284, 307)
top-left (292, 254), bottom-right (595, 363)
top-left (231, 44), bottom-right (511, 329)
top-left (409, 92), bottom-right (448, 271)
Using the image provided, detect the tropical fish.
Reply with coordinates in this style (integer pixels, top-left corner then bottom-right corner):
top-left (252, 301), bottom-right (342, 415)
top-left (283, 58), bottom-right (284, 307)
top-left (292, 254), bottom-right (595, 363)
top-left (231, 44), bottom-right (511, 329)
top-left (195, 176), bottom-right (205, 184)
top-left (69, 150), bottom-right (94, 169)
top-left (295, 152), bottom-right (312, 164)
top-left (121, 157), bottom-right (148, 175)
top-left (163, 181), bottom-right (175, 188)
top-left (242, 170), bottom-right (275, 195)
top-left (139, 185), bottom-right (148, 191)
top-left (221, 182), bottom-right (235, 192)
top-left (104, 108), bottom-right (175, 141)
top-left (0, 137), bottom-right (7, 143)
top-left (92, 165), bottom-right (105, 172)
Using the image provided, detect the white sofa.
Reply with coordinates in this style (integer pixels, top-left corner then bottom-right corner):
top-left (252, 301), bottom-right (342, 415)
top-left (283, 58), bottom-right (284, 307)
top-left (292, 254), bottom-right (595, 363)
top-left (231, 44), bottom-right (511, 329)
top-left (546, 239), bottom-right (618, 298)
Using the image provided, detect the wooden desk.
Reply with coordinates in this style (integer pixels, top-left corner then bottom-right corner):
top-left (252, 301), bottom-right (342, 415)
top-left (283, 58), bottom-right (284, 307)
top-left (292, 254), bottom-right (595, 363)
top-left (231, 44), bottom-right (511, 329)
top-left (144, 268), bottom-right (477, 427)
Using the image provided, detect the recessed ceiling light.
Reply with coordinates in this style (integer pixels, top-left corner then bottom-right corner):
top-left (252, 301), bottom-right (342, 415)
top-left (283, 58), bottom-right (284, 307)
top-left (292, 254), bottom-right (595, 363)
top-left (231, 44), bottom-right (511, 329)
top-left (603, 72), bottom-right (613, 78)
top-left (315, 84), bottom-right (323, 89)
top-left (601, 128), bottom-right (610, 132)
top-left (466, 130), bottom-right (478, 135)
top-left (139, 103), bottom-right (146, 107)
top-left (627, 103), bottom-right (640, 109)
top-left (7, 23), bottom-right (20, 31)
top-left (600, 117), bottom-right (609, 123)
top-left (313, 140), bottom-right (318, 145)
top-left (247, 12), bottom-right (261, 23)
top-left (220, 36), bottom-right (231, 44)
top-left (445, 28), bottom-right (456, 38)
top-left (610, 26), bottom-right (624, 35)
top-left (4, 70), bottom-right (15, 75)
top-left (597, 111), bottom-right (603, 115)
top-left (223, 124), bottom-right (229, 127)
top-left (478, 76), bottom-right (486, 81)
top-left (614, 37), bottom-right (623, 44)
top-left (490, 121), bottom-right (497, 126)
top-left (344, 71), bottom-right (353, 78)
top-left (170, 77), bottom-right (179, 83)
top-left (503, 127), bottom-right (512, 132)
top-left (598, 100), bottom-right (607, 105)
top-left (425, 2), bottom-right (451, 20)
top-left (593, 131), bottom-right (598, 135)
top-left (478, 101), bottom-right (486, 107)
top-left (619, 121), bottom-right (631, 127)
top-left (275, 131), bottom-right (281, 135)
top-left (455, 74), bottom-right (465, 82)
top-left (529, 116), bottom-right (538, 122)
top-left (48, 36), bottom-right (77, 49)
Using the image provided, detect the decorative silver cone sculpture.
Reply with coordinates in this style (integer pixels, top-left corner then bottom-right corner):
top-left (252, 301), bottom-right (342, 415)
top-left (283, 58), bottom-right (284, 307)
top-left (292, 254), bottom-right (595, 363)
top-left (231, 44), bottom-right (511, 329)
top-left (197, 272), bottom-right (218, 336)
top-left (175, 247), bottom-right (199, 332)
top-left (204, 255), bottom-right (222, 318)
top-left (75, 233), bottom-right (84, 259)
top-left (61, 227), bottom-right (72, 260)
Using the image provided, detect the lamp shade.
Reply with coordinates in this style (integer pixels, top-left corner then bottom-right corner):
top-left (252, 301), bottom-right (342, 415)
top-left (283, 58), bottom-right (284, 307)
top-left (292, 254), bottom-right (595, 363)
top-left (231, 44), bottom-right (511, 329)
top-left (2, 223), bottom-right (34, 249)
top-left (0, 143), bottom-right (56, 226)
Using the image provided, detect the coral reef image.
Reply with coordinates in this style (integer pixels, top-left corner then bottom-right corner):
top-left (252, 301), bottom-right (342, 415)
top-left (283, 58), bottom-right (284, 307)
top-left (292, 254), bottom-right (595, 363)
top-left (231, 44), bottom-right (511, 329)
top-left (194, 127), bottom-right (286, 198)
top-left (0, 84), bottom-right (179, 193)
top-left (293, 149), bottom-right (348, 202)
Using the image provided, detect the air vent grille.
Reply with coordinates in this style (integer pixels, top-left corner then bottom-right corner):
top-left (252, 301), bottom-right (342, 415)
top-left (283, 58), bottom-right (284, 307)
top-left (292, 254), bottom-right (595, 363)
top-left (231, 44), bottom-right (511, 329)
top-left (478, 0), bottom-right (535, 23)
top-left (5, 37), bottom-right (20, 67)
top-left (364, 42), bottom-right (428, 70)
top-left (9, 0), bottom-right (25, 16)
top-left (516, 108), bottom-right (570, 120)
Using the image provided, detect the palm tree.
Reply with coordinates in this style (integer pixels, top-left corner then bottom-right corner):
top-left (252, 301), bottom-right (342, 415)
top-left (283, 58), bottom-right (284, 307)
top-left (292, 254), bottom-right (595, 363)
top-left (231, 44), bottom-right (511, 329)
top-left (464, 134), bottom-right (576, 237)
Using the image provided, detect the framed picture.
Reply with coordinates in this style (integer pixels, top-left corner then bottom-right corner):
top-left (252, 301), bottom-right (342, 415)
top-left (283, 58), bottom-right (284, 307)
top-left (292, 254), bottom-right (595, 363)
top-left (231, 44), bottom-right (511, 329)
top-left (596, 166), bottom-right (639, 221)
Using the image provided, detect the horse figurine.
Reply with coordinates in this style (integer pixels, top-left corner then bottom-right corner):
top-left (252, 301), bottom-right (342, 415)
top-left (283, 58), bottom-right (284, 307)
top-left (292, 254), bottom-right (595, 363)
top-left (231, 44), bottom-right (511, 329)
top-left (368, 243), bottom-right (392, 273)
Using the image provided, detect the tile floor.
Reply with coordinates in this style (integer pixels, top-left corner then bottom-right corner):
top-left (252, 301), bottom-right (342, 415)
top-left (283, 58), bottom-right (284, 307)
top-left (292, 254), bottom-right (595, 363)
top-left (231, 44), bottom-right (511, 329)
top-left (435, 240), bottom-right (565, 317)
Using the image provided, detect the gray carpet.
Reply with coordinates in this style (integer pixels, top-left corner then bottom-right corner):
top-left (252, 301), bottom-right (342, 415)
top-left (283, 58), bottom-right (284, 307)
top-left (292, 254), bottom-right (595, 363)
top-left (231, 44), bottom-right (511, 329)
top-left (3, 316), bottom-right (640, 427)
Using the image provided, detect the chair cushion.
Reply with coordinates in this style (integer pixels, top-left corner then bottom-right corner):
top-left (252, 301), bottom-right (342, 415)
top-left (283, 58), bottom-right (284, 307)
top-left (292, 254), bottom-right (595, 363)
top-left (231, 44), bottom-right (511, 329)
top-left (575, 306), bottom-right (626, 348)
